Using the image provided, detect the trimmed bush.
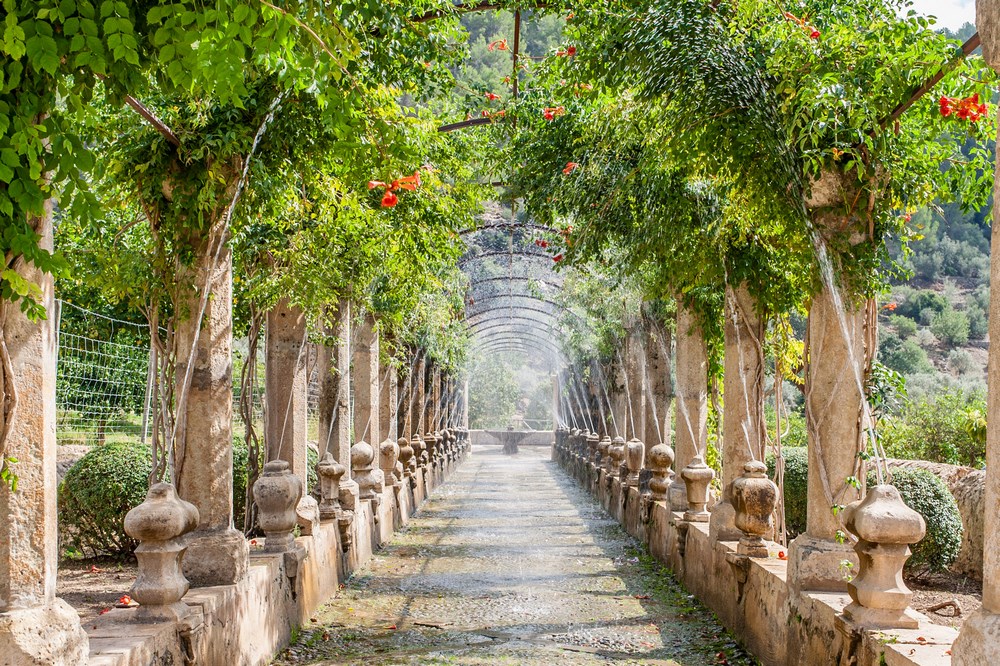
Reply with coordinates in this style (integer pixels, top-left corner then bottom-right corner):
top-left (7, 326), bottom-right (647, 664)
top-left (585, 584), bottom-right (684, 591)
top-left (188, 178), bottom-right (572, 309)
top-left (766, 446), bottom-right (808, 538)
top-left (866, 467), bottom-right (962, 572)
top-left (887, 315), bottom-right (917, 339)
top-left (59, 441), bottom-right (152, 558)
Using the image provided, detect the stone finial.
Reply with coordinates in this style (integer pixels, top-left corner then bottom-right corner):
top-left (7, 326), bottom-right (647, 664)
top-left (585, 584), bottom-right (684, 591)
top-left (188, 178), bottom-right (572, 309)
top-left (351, 441), bottom-right (379, 501)
top-left (608, 436), bottom-right (626, 479)
top-left (681, 455), bottom-right (715, 522)
top-left (587, 432), bottom-right (600, 466)
top-left (647, 443), bottom-right (675, 502)
top-left (253, 460), bottom-right (304, 554)
top-left (597, 435), bottom-right (611, 469)
top-left (625, 438), bottom-right (644, 487)
top-left (411, 435), bottom-right (426, 468)
top-left (124, 482), bottom-right (199, 621)
top-left (732, 460), bottom-right (778, 558)
top-left (380, 438), bottom-right (401, 488)
top-left (316, 452), bottom-right (345, 521)
top-left (398, 436), bottom-right (415, 478)
top-left (841, 484), bottom-right (926, 629)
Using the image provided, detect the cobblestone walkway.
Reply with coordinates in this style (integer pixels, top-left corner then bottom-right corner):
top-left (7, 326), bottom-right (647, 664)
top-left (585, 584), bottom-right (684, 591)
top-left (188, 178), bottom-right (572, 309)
top-left (274, 445), bottom-right (757, 666)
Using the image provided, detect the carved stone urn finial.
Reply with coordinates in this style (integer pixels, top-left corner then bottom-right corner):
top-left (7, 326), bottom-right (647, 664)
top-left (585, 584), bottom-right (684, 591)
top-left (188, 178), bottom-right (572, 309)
top-left (681, 455), bottom-right (715, 522)
top-left (380, 438), bottom-right (401, 488)
top-left (732, 460), bottom-right (778, 558)
top-left (609, 436), bottom-right (626, 479)
top-left (124, 482), bottom-right (199, 621)
top-left (316, 452), bottom-right (345, 521)
top-left (351, 441), bottom-right (379, 501)
top-left (647, 443), bottom-right (675, 502)
top-left (625, 438), bottom-right (645, 487)
top-left (253, 460), bottom-right (304, 554)
top-left (841, 484), bottom-right (926, 629)
top-left (398, 436), bottom-right (415, 478)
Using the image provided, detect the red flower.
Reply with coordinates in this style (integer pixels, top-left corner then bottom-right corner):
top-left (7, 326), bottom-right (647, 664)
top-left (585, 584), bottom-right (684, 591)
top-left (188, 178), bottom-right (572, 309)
top-left (99, 608), bottom-right (111, 615)
top-left (485, 92), bottom-right (500, 102)
top-left (556, 46), bottom-right (577, 57)
top-left (118, 595), bottom-right (132, 605)
top-left (566, 12), bottom-right (575, 19)
top-left (808, 27), bottom-right (820, 39)
top-left (553, 254), bottom-right (563, 262)
top-left (534, 239), bottom-right (549, 248)
top-left (381, 191), bottom-right (399, 208)
top-left (368, 180), bottom-right (389, 190)
top-left (563, 162), bottom-right (580, 174)
top-left (940, 94), bottom-right (987, 122)
top-left (393, 171), bottom-right (421, 191)
top-left (488, 39), bottom-right (509, 52)
top-left (543, 106), bottom-right (566, 121)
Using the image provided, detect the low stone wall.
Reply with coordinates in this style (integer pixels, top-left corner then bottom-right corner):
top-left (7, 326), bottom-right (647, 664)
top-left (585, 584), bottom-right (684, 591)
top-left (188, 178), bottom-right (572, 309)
top-left (557, 449), bottom-right (958, 666)
top-left (85, 452), bottom-right (468, 666)
top-left (470, 429), bottom-right (553, 447)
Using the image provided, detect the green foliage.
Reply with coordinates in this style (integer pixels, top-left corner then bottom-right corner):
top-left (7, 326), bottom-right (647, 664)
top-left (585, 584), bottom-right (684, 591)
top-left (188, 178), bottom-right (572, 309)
top-left (888, 315), bottom-right (917, 339)
top-left (867, 467), bottom-right (963, 572)
top-left (896, 289), bottom-right (948, 321)
top-left (467, 354), bottom-right (522, 428)
top-left (930, 307), bottom-right (970, 346)
top-left (880, 333), bottom-right (933, 375)
top-left (58, 441), bottom-right (151, 558)
top-left (879, 390), bottom-right (987, 467)
top-left (767, 446), bottom-right (808, 538)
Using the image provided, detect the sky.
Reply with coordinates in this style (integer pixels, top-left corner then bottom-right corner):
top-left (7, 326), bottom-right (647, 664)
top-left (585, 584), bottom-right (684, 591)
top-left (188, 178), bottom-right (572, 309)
top-left (906, 0), bottom-right (975, 30)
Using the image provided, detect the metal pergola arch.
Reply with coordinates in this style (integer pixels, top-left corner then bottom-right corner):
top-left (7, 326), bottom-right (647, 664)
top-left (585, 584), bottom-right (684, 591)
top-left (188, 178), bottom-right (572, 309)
top-left (458, 249), bottom-right (554, 266)
top-left (458, 221), bottom-right (556, 237)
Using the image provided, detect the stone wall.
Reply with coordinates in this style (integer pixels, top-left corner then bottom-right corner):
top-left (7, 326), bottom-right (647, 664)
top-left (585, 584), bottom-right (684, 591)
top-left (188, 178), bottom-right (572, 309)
top-left (84, 449), bottom-right (468, 666)
top-left (555, 446), bottom-right (958, 666)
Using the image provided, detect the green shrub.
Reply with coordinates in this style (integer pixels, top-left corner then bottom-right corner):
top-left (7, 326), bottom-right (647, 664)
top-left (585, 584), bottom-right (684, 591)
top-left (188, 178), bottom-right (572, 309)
top-left (967, 304), bottom-right (987, 340)
top-left (59, 441), bottom-right (151, 558)
top-left (930, 307), bottom-right (970, 346)
top-left (766, 446), bottom-right (808, 538)
top-left (897, 290), bottom-right (948, 321)
top-left (866, 467), bottom-right (962, 572)
top-left (887, 315), bottom-right (917, 339)
top-left (878, 390), bottom-right (986, 467)
top-left (881, 336), bottom-right (933, 375)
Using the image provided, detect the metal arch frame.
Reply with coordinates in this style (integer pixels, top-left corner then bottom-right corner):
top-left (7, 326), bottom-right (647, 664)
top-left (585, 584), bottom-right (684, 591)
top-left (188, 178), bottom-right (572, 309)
top-left (471, 329), bottom-right (565, 354)
top-left (465, 304), bottom-right (559, 323)
top-left (468, 318), bottom-right (559, 337)
top-left (464, 294), bottom-right (587, 323)
top-left (468, 275), bottom-right (564, 290)
top-left (458, 222), bottom-right (556, 237)
top-left (475, 341), bottom-right (565, 362)
top-left (458, 250), bottom-right (555, 265)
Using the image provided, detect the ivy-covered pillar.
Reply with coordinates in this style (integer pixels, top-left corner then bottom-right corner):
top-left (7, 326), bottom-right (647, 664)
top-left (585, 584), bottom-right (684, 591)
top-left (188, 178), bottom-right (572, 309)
top-left (379, 358), bottom-right (398, 443)
top-left (429, 366), bottom-right (441, 434)
top-left (318, 301), bottom-right (356, 497)
top-left (0, 207), bottom-right (89, 662)
top-left (953, 5), bottom-right (1000, 661)
top-left (265, 298), bottom-right (308, 484)
top-left (787, 170), bottom-right (864, 593)
top-left (174, 230), bottom-right (249, 587)
top-left (645, 314), bottom-right (673, 450)
top-left (352, 313), bottom-right (379, 446)
top-left (608, 358), bottom-right (627, 438)
top-left (710, 284), bottom-right (765, 541)
top-left (669, 300), bottom-right (709, 511)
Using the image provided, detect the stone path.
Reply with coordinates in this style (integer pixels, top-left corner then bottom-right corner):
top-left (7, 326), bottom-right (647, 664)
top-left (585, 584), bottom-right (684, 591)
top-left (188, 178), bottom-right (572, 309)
top-left (274, 445), bottom-right (757, 665)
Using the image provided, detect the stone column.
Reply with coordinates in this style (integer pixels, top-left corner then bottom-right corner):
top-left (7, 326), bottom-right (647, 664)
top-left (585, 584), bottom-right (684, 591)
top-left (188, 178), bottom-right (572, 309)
top-left (173, 232), bottom-right (249, 587)
top-left (787, 169), bottom-right (865, 593)
top-left (669, 300), bottom-right (709, 511)
top-left (625, 325), bottom-right (647, 441)
top-left (379, 360), bottom-right (398, 442)
top-left (608, 359), bottom-right (627, 438)
top-left (414, 355), bottom-right (427, 435)
top-left (352, 313), bottom-right (380, 446)
top-left (462, 378), bottom-right (470, 429)
top-left (265, 298), bottom-right (308, 484)
top-left (428, 365), bottom-right (441, 434)
top-left (710, 284), bottom-right (765, 541)
top-left (645, 316), bottom-right (673, 451)
top-left (953, 5), bottom-right (1000, 660)
top-left (0, 206), bottom-right (89, 662)
top-left (318, 301), bottom-right (356, 499)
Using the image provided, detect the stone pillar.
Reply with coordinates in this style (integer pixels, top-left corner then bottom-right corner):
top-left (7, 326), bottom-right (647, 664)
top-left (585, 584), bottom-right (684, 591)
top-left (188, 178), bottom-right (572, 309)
top-left (462, 378), bottom-right (470, 429)
top-left (787, 170), bottom-right (865, 593)
top-left (645, 317), bottom-right (673, 451)
top-left (318, 301), bottom-right (356, 501)
top-left (625, 325), bottom-right (647, 441)
top-left (428, 365), bottom-right (441, 434)
top-left (669, 301), bottom-right (709, 511)
top-left (265, 298), bottom-right (308, 484)
top-left (608, 359), bottom-right (627, 438)
top-left (414, 355), bottom-right (427, 435)
top-left (352, 313), bottom-right (380, 446)
top-left (953, 6), bottom-right (1000, 660)
top-left (379, 360), bottom-right (398, 442)
top-left (710, 284), bottom-right (765, 542)
top-left (0, 206), bottom-right (89, 662)
top-left (174, 232), bottom-right (249, 587)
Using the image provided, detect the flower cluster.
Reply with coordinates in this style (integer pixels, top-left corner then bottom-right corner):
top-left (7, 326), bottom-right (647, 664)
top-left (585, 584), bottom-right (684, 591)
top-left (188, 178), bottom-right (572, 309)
top-left (555, 46), bottom-right (577, 57)
top-left (368, 171), bottom-right (422, 208)
top-left (484, 92), bottom-right (500, 102)
top-left (939, 94), bottom-right (988, 122)
top-left (488, 39), bottom-right (509, 52)
top-left (533, 238), bottom-right (549, 248)
top-left (563, 162), bottom-right (579, 175)
top-left (543, 106), bottom-right (566, 121)
top-left (783, 12), bottom-right (820, 39)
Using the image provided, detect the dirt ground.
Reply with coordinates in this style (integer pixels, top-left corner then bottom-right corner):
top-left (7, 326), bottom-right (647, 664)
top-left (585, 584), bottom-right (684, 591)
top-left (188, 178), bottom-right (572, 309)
top-left (58, 557), bottom-right (137, 627)
top-left (907, 569), bottom-right (981, 629)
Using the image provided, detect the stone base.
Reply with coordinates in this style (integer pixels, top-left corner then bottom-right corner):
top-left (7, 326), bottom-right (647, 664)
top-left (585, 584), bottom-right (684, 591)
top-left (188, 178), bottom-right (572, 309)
top-left (182, 526), bottom-right (250, 587)
top-left (668, 480), bottom-right (687, 511)
top-left (296, 495), bottom-right (320, 535)
top-left (0, 599), bottom-right (89, 665)
top-left (786, 533), bottom-right (858, 593)
top-left (952, 608), bottom-right (1000, 665)
top-left (841, 601), bottom-right (921, 630)
top-left (708, 500), bottom-right (741, 542)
